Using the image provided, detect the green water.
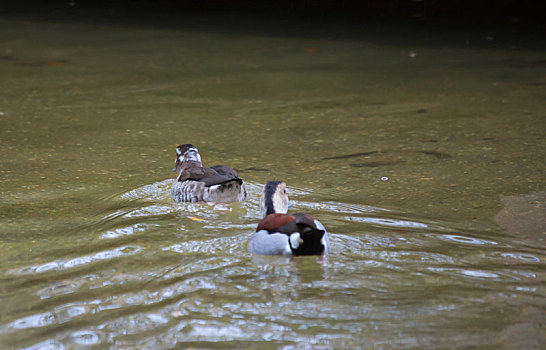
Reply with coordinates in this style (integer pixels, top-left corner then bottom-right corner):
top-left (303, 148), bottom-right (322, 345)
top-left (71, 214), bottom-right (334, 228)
top-left (0, 15), bottom-right (545, 349)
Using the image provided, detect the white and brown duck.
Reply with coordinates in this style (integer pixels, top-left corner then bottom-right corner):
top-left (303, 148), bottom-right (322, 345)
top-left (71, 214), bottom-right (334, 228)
top-left (171, 144), bottom-right (247, 203)
top-left (248, 181), bottom-right (329, 256)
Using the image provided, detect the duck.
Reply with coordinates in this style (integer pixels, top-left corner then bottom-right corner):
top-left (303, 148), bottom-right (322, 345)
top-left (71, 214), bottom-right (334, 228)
top-left (248, 181), bottom-right (329, 256)
top-left (171, 144), bottom-right (247, 203)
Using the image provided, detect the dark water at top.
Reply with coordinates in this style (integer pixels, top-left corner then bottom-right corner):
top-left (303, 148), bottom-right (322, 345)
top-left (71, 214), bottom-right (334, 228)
top-left (0, 11), bottom-right (545, 349)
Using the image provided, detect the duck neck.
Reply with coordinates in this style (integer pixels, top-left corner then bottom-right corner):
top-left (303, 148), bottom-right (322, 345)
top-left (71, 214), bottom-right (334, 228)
top-left (261, 192), bottom-right (287, 217)
top-left (182, 149), bottom-right (202, 163)
top-left (260, 181), bottom-right (288, 218)
top-left (264, 196), bottom-right (277, 216)
top-left (181, 160), bottom-right (202, 168)
top-left (175, 160), bottom-right (203, 181)
top-left (262, 184), bottom-right (280, 217)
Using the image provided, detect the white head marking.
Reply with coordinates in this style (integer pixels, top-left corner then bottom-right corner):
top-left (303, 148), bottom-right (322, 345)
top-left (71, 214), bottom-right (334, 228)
top-left (180, 147), bottom-right (201, 162)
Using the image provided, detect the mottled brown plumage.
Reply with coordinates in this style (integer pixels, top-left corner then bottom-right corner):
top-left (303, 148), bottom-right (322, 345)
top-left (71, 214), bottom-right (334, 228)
top-left (171, 144), bottom-right (246, 203)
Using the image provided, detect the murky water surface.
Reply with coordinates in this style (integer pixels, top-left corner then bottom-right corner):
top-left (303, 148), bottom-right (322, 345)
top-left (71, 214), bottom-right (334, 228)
top-left (1, 14), bottom-right (545, 349)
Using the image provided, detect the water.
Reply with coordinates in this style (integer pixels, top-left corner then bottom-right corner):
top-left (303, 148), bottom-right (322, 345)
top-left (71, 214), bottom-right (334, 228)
top-left (1, 12), bottom-right (545, 349)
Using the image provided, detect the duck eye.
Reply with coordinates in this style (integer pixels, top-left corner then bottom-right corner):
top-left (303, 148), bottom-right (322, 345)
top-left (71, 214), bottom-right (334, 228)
top-left (283, 190), bottom-right (286, 194)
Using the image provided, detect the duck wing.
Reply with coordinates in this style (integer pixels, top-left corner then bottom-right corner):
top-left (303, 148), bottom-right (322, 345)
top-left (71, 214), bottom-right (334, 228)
top-left (199, 165), bottom-right (241, 186)
top-left (209, 165), bottom-right (240, 178)
top-left (197, 165), bottom-right (242, 187)
top-left (257, 213), bottom-right (322, 235)
top-left (177, 166), bottom-right (216, 182)
top-left (177, 164), bottom-right (242, 187)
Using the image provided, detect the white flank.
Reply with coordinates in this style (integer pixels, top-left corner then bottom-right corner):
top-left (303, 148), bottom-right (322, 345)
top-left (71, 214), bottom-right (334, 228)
top-left (248, 230), bottom-right (292, 256)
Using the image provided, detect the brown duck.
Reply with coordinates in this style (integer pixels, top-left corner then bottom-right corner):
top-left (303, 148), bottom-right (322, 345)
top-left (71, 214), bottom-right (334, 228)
top-left (171, 144), bottom-right (247, 203)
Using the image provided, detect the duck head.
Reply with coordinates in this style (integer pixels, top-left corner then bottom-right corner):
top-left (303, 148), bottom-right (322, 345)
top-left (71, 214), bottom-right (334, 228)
top-left (173, 144), bottom-right (203, 172)
top-left (260, 181), bottom-right (289, 218)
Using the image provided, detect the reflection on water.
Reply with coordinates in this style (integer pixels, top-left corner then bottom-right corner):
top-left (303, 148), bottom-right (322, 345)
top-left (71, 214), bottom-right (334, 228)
top-left (0, 13), bottom-right (545, 350)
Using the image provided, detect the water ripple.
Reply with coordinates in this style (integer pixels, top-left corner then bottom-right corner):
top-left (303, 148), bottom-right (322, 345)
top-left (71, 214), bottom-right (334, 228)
top-left (501, 252), bottom-right (541, 263)
top-left (425, 267), bottom-right (536, 282)
top-left (121, 179), bottom-right (173, 201)
top-left (439, 234), bottom-right (499, 246)
top-left (7, 312), bottom-right (55, 330)
top-left (7, 246), bottom-right (142, 276)
top-left (460, 269), bottom-right (500, 279)
top-left (23, 339), bottom-right (64, 350)
top-left (2, 180), bottom-right (544, 350)
top-left (295, 200), bottom-right (384, 214)
top-left (345, 216), bottom-right (429, 228)
top-left (124, 205), bottom-right (175, 218)
top-left (163, 234), bottom-right (247, 255)
top-left (100, 223), bottom-right (160, 239)
top-left (70, 330), bottom-right (101, 345)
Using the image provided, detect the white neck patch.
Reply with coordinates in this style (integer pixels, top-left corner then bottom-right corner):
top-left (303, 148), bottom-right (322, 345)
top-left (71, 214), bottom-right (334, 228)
top-left (272, 194), bottom-right (288, 214)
